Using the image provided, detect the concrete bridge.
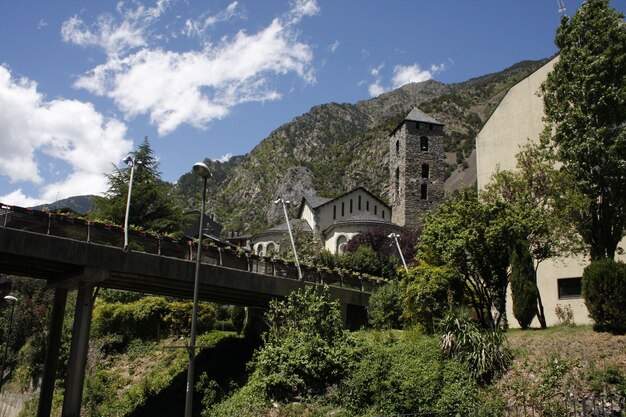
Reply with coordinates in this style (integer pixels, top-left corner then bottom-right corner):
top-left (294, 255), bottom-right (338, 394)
top-left (0, 204), bottom-right (377, 417)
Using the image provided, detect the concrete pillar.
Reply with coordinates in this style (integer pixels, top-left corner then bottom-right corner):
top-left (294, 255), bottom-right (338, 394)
top-left (37, 287), bottom-right (68, 417)
top-left (61, 283), bottom-right (96, 417)
top-left (340, 303), bottom-right (348, 329)
top-left (244, 307), bottom-right (268, 342)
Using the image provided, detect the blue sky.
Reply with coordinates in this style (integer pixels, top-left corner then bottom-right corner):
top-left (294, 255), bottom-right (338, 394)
top-left (1, 0), bottom-right (623, 206)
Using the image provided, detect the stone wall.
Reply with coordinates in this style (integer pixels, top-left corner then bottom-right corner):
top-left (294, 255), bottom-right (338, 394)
top-left (390, 120), bottom-right (446, 230)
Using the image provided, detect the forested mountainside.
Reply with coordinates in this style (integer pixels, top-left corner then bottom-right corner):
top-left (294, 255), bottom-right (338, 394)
top-left (174, 58), bottom-right (551, 235)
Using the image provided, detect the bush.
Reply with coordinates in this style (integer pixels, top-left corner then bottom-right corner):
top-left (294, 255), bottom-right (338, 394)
top-left (248, 285), bottom-right (356, 401)
top-left (340, 330), bottom-right (477, 416)
top-left (401, 264), bottom-right (462, 333)
top-left (367, 280), bottom-right (403, 329)
top-left (231, 306), bottom-right (246, 334)
top-left (509, 241), bottom-right (538, 329)
top-left (582, 258), bottom-right (626, 334)
top-left (439, 312), bottom-right (512, 384)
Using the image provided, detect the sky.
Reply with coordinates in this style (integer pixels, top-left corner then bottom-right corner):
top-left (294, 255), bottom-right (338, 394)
top-left (1, 0), bottom-right (624, 207)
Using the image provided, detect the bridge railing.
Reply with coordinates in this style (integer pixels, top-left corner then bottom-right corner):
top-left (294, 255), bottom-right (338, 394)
top-left (1, 204), bottom-right (383, 293)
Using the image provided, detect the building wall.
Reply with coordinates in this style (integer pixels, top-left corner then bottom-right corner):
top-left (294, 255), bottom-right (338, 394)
top-left (475, 57), bottom-right (626, 327)
top-left (317, 189), bottom-right (390, 233)
top-left (324, 222), bottom-right (400, 255)
top-left (390, 120), bottom-right (445, 229)
top-left (300, 203), bottom-right (317, 235)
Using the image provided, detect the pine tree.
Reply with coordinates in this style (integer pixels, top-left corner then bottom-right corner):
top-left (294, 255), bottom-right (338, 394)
top-left (91, 138), bottom-right (185, 234)
top-left (509, 240), bottom-right (538, 329)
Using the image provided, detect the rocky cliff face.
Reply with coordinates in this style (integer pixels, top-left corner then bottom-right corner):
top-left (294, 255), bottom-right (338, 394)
top-left (175, 59), bottom-right (549, 235)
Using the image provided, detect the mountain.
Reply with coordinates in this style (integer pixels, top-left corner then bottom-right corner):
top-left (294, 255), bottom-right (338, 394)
top-left (177, 58), bottom-right (551, 235)
top-left (32, 195), bottom-right (94, 215)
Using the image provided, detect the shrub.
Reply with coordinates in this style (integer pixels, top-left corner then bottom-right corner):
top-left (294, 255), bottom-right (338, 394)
top-left (340, 330), bottom-right (477, 416)
top-left (509, 240), bottom-right (538, 329)
top-left (439, 312), bottom-right (512, 384)
top-left (582, 258), bottom-right (626, 334)
top-left (554, 303), bottom-right (574, 326)
top-left (401, 263), bottom-right (462, 333)
top-left (367, 280), bottom-right (403, 329)
top-left (248, 285), bottom-right (356, 401)
top-left (230, 306), bottom-right (246, 334)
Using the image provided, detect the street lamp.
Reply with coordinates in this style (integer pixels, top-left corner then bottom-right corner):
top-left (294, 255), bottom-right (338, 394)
top-left (0, 295), bottom-right (17, 390)
top-left (123, 156), bottom-right (142, 251)
top-left (274, 198), bottom-right (303, 280)
top-left (184, 162), bottom-right (211, 417)
top-left (388, 233), bottom-right (409, 275)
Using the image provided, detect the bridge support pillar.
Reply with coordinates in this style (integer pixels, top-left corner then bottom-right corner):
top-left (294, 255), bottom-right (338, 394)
top-left (37, 287), bottom-right (68, 417)
top-left (244, 307), bottom-right (268, 342)
top-left (61, 283), bottom-right (96, 417)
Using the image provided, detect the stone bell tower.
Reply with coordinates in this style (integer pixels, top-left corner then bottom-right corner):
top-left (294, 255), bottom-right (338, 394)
top-left (389, 107), bottom-right (445, 230)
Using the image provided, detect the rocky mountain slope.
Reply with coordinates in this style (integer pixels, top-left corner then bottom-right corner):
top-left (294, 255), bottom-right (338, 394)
top-left (175, 58), bottom-right (551, 235)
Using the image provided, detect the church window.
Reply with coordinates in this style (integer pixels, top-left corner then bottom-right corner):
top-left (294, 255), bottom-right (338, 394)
top-left (396, 140), bottom-right (400, 154)
top-left (382, 210), bottom-right (385, 219)
top-left (337, 235), bottom-right (348, 255)
top-left (333, 205), bottom-right (336, 220)
top-left (374, 205), bottom-right (378, 215)
top-left (420, 136), bottom-right (429, 151)
top-left (429, 124), bottom-right (433, 131)
top-left (358, 195), bottom-right (362, 210)
top-left (421, 183), bottom-right (428, 200)
top-left (267, 242), bottom-right (276, 254)
top-left (416, 122), bottom-right (420, 130)
top-left (350, 199), bottom-right (353, 213)
top-left (422, 164), bottom-right (430, 178)
top-left (366, 200), bottom-right (370, 211)
top-left (341, 202), bottom-right (345, 217)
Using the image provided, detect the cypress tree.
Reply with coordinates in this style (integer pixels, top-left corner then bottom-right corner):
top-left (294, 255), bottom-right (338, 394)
top-left (509, 240), bottom-right (538, 329)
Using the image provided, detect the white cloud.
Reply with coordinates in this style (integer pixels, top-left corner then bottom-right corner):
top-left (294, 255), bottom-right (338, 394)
top-left (391, 63), bottom-right (434, 88)
top-left (0, 65), bottom-right (132, 205)
top-left (328, 40), bottom-right (339, 53)
top-left (370, 63), bottom-right (384, 77)
top-left (0, 189), bottom-right (46, 207)
top-left (184, 2), bottom-right (241, 38)
top-left (63, 1), bottom-right (318, 136)
top-left (37, 19), bottom-right (48, 29)
top-left (368, 82), bottom-right (385, 97)
top-left (214, 153), bottom-right (233, 163)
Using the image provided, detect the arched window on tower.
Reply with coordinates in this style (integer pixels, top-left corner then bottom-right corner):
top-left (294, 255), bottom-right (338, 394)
top-left (395, 139), bottom-right (400, 154)
top-left (421, 183), bottom-right (428, 200)
top-left (421, 163), bottom-right (430, 179)
top-left (420, 136), bottom-right (429, 151)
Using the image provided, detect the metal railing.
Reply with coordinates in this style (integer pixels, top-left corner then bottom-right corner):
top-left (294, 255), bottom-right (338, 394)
top-left (0, 203), bottom-right (381, 293)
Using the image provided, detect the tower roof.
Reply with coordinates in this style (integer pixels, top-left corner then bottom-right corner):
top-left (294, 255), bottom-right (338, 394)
top-left (404, 107), bottom-right (443, 125)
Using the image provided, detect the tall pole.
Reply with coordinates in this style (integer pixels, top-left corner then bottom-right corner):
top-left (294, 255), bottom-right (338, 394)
top-left (123, 156), bottom-right (140, 252)
top-left (389, 233), bottom-right (409, 275)
top-left (185, 162), bottom-right (211, 417)
top-left (0, 295), bottom-right (17, 390)
top-left (275, 198), bottom-right (302, 280)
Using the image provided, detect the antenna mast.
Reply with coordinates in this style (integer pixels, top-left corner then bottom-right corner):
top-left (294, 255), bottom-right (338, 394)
top-left (556, 0), bottom-right (567, 16)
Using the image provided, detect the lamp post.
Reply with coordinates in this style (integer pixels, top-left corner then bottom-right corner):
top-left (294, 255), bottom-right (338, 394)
top-left (184, 162), bottom-right (211, 417)
top-left (388, 233), bottom-right (409, 275)
top-left (0, 295), bottom-right (17, 390)
top-left (274, 198), bottom-right (303, 280)
top-left (123, 156), bottom-right (142, 251)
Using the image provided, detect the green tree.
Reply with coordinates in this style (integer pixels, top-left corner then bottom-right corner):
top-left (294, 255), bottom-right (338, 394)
top-left (582, 258), bottom-right (626, 334)
top-left (418, 189), bottom-right (511, 328)
top-left (483, 142), bottom-right (584, 327)
top-left (248, 285), bottom-right (356, 401)
top-left (401, 263), bottom-right (463, 333)
top-left (91, 137), bottom-right (185, 234)
top-left (509, 241), bottom-right (538, 329)
top-left (541, 0), bottom-right (626, 260)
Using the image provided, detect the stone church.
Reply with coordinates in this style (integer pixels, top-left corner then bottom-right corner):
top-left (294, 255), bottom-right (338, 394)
top-left (251, 107), bottom-right (446, 255)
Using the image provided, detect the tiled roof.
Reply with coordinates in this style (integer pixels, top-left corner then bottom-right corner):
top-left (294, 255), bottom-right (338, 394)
top-left (305, 195), bottom-right (332, 208)
top-left (404, 107), bottom-right (443, 125)
top-left (267, 218), bottom-right (312, 233)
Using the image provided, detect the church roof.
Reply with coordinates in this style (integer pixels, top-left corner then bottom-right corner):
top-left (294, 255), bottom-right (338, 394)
top-left (266, 218), bottom-right (312, 233)
top-left (404, 107), bottom-right (443, 125)
top-left (305, 195), bottom-right (332, 209)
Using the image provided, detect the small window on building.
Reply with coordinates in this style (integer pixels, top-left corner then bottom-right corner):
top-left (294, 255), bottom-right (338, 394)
top-left (420, 136), bottom-right (429, 151)
top-left (396, 140), bottom-right (400, 154)
top-left (420, 183), bottom-right (428, 200)
top-left (422, 164), bottom-right (430, 178)
top-left (396, 167), bottom-right (400, 195)
top-left (416, 122), bottom-right (420, 130)
top-left (337, 235), bottom-right (348, 255)
top-left (382, 210), bottom-right (385, 219)
top-left (429, 124), bottom-right (433, 131)
top-left (358, 195), bottom-right (362, 210)
top-left (558, 277), bottom-right (582, 299)
top-left (333, 205), bottom-right (336, 220)
top-left (341, 202), bottom-right (345, 217)
top-left (366, 200), bottom-right (370, 211)
top-left (374, 205), bottom-right (378, 215)
top-left (267, 242), bottom-right (276, 254)
top-left (350, 199), bottom-right (353, 213)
